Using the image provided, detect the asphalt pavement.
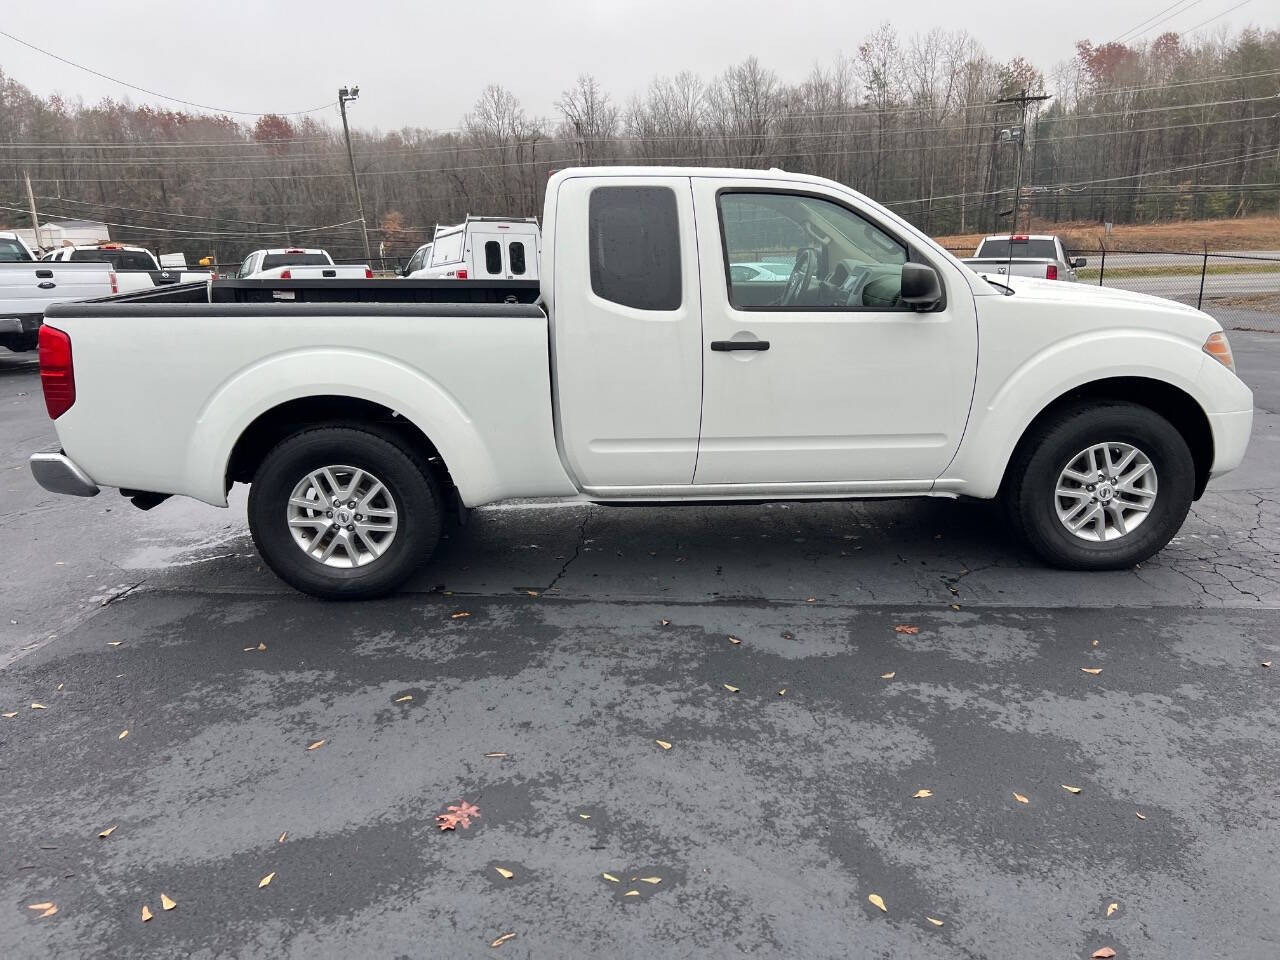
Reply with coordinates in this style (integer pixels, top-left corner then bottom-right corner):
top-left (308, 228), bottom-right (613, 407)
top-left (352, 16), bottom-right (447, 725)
top-left (1, 330), bottom-right (1278, 959)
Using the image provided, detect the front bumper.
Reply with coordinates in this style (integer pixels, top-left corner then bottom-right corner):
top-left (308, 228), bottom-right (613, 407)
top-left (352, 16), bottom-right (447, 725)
top-left (1207, 408), bottom-right (1254, 479)
top-left (30, 452), bottom-right (100, 497)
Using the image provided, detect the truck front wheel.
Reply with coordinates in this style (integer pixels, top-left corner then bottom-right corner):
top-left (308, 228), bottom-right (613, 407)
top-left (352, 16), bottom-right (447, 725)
top-left (248, 426), bottom-right (442, 599)
top-left (1006, 402), bottom-right (1195, 570)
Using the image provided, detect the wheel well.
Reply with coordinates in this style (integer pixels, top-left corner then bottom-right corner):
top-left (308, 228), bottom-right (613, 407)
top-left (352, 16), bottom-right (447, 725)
top-left (227, 396), bottom-right (455, 496)
top-left (1005, 377), bottom-right (1214, 499)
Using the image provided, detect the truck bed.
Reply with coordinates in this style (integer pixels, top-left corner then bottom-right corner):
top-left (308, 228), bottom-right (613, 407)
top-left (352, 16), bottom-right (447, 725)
top-left (87, 278), bottom-right (542, 305)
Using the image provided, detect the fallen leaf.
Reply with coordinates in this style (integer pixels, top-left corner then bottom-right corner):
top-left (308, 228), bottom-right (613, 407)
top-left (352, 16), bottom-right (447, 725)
top-left (56, 683), bottom-right (64, 691)
top-left (660, 618), bottom-right (670, 626)
top-left (639, 877), bottom-right (662, 884)
top-left (728, 636), bottom-right (741, 645)
top-left (1013, 792), bottom-right (1029, 804)
top-left (490, 932), bottom-right (517, 948)
top-left (494, 867), bottom-right (514, 879)
top-left (1135, 811), bottom-right (1147, 820)
top-left (602, 873), bottom-right (620, 883)
top-left (1091, 949), bottom-right (1117, 959)
top-left (2, 712), bottom-right (16, 718)
top-left (1081, 667), bottom-right (1103, 675)
top-left (912, 789), bottom-right (933, 799)
top-left (1263, 661), bottom-right (1272, 668)
top-left (951, 603), bottom-right (960, 611)
top-left (30, 703), bottom-right (46, 710)
top-left (161, 893), bottom-right (177, 911)
top-left (257, 642), bottom-right (266, 651)
top-left (1107, 902), bottom-right (1118, 918)
top-left (868, 893), bottom-right (887, 913)
top-left (806, 597), bottom-right (816, 603)
top-left (437, 800), bottom-right (481, 831)
top-left (880, 672), bottom-right (896, 680)
top-left (525, 590), bottom-right (539, 597)
top-left (451, 611), bottom-right (471, 619)
top-left (894, 625), bottom-right (920, 635)
top-left (141, 905), bottom-right (153, 922)
top-left (484, 752), bottom-right (508, 758)
top-left (655, 740), bottom-right (672, 750)
top-left (243, 646), bottom-right (255, 652)
top-left (278, 832), bottom-right (287, 844)
top-left (1092, 638), bottom-right (1099, 647)
top-left (259, 872), bottom-right (275, 888)
top-left (926, 916), bottom-right (944, 927)
top-left (624, 890), bottom-right (640, 897)
top-left (777, 688), bottom-right (787, 696)
top-left (118, 730), bottom-right (129, 740)
top-left (578, 813), bottom-right (591, 820)
top-left (307, 740), bottom-right (326, 751)
top-left (27, 902), bottom-right (54, 911)
top-left (723, 684), bottom-right (740, 693)
top-left (394, 695), bottom-right (413, 703)
top-left (1062, 784), bottom-right (1082, 794)
top-left (38, 905), bottom-right (57, 918)
top-left (98, 825), bottom-right (117, 839)
top-left (107, 641), bottom-right (123, 647)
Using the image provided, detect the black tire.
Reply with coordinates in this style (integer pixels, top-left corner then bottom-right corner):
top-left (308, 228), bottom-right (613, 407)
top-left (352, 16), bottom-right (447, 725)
top-left (1004, 402), bottom-right (1195, 570)
top-left (248, 425), bottom-right (442, 599)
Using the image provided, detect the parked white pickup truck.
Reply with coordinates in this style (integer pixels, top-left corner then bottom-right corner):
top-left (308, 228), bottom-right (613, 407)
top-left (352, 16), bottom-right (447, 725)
top-left (41, 243), bottom-right (213, 293)
top-left (30, 167), bottom-right (1252, 599)
top-left (1, 244), bottom-right (116, 352)
top-left (237, 248), bottom-right (372, 280)
top-left (962, 234), bottom-right (1086, 282)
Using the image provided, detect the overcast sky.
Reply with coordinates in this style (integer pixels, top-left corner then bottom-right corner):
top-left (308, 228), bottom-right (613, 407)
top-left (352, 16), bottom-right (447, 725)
top-left (0, 0), bottom-right (1267, 132)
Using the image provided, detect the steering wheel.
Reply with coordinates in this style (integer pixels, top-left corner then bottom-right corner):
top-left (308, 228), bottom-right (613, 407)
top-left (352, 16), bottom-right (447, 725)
top-left (780, 247), bottom-right (819, 306)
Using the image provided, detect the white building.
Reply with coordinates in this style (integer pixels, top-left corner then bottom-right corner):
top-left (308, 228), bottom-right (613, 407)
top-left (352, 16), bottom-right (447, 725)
top-left (9, 219), bottom-right (111, 252)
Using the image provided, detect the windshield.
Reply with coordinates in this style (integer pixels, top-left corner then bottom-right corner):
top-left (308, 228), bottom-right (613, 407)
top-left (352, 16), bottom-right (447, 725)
top-left (70, 249), bottom-right (157, 270)
top-left (977, 239), bottom-right (1057, 259)
top-left (0, 238), bottom-right (32, 261)
top-left (261, 252), bottom-right (332, 270)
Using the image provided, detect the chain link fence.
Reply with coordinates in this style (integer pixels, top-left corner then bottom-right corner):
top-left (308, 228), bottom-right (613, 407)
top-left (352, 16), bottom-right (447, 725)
top-left (947, 244), bottom-right (1280, 334)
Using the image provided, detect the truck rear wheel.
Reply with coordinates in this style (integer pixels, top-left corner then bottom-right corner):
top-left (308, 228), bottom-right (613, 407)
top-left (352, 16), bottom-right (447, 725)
top-left (1005, 402), bottom-right (1194, 570)
top-left (248, 426), bottom-right (442, 599)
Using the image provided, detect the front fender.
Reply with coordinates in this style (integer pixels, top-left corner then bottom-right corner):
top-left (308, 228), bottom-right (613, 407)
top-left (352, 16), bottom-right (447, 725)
top-left (941, 329), bottom-right (1212, 499)
top-left (184, 347), bottom-right (501, 506)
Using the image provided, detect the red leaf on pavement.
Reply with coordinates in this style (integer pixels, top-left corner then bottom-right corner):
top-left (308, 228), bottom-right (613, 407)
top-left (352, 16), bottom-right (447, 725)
top-left (1091, 949), bottom-right (1117, 959)
top-left (894, 625), bottom-right (920, 635)
top-left (437, 799), bottom-right (481, 831)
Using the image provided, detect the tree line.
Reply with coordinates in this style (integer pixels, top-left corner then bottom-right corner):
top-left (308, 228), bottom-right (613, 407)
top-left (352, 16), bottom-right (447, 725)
top-left (0, 24), bottom-right (1277, 266)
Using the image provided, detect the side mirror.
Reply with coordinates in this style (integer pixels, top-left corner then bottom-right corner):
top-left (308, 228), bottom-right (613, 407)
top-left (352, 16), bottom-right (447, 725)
top-left (900, 262), bottom-right (942, 309)
top-left (1071, 257), bottom-right (1087, 268)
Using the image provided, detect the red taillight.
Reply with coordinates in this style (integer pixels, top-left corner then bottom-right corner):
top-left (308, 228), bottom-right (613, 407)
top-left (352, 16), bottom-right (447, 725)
top-left (39, 325), bottom-right (75, 419)
top-left (1046, 264), bottom-right (1058, 280)
top-left (364, 267), bottom-right (373, 279)
top-left (457, 269), bottom-right (468, 279)
top-left (109, 271), bottom-right (118, 294)
top-left (279, 269), bottom-right (292, 279)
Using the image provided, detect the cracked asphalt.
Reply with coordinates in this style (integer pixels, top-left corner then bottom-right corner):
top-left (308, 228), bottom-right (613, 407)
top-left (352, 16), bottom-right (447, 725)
top-left (1, 332), bottom-right (1278, 959)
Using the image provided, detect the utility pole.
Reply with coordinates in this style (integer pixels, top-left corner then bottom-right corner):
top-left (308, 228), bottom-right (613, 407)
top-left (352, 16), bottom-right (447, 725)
top-left (994, 88), bottom-right (1051, 235)
top-left (338, 85), bottom-right (373, 262)
top-left (23, 170), bottom-right (41, 250)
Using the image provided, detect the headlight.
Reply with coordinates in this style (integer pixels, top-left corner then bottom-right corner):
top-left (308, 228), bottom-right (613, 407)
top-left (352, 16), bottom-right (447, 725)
top-left (1203, 332), bottom-right (1235, 372)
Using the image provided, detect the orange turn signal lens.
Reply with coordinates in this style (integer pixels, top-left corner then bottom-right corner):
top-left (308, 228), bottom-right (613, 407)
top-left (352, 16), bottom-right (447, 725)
top-left (1203, 332), bottom-right (1235, 372)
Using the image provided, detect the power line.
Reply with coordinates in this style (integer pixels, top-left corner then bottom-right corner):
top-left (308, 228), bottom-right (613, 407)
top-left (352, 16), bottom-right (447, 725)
top-left (0, 29), bottom-right (336, 117)
top-left (1181, 0), bottom-right (1255, 35)
top-left (1112, 0), bottom-right (1206, 43)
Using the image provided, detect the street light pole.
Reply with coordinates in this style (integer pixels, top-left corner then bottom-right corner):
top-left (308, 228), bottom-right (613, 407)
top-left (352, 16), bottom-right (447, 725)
top-left (338, 85), bottom-right (373, 263)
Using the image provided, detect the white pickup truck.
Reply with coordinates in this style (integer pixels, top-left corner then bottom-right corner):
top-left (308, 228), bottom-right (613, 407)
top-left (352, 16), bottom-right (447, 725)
top-left (1, 233), bottom-right (116, 352)
top-left (41, 243), bottom-right (213, 293)
top-left (29, 167), bottom-right (1253, 599)
top-left (962, 234), bottom-right (1086, 282)
top-left (237, 248), bottom-right (373, 280)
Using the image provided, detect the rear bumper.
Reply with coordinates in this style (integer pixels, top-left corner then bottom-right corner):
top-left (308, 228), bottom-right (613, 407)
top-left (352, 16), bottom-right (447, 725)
top-left (29, 451), bottom-right (100, 497)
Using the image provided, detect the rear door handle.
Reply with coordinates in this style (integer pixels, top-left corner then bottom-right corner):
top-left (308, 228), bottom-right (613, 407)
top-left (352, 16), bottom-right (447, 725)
top-left (710, 339), bottom-right (770, 352)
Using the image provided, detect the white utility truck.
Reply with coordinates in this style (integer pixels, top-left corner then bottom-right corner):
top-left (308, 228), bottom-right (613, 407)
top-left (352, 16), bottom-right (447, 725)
top-left (30, 167), bottom-right (1252, 598)
top-left (405, 217), bottom-right (539, 281)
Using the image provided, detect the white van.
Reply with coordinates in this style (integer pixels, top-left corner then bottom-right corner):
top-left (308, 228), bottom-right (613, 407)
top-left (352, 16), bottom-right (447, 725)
top-left (405, 217), bottom-right (540, 281)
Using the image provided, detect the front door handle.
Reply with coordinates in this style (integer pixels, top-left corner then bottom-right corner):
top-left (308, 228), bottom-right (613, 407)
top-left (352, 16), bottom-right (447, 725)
top-left (710, 339), bottom-right (770, 352)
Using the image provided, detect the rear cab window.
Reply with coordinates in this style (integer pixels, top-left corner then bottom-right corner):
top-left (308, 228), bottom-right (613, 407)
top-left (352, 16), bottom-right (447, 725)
top-left (588, 185), bottom-right (681, 310)
top-left (261, 253), bottom-right (332, 270)
top-left (70, 249), bottom-right (157, 271)
top-left (978, 238), bottom-right (1057, 259)
top-left (431, 233), bottom-right (463, 266)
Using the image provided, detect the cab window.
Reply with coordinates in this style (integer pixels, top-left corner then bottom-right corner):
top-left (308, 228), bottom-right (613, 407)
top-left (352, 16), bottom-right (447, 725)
top-left (718, 192), bottom-right (908, 310)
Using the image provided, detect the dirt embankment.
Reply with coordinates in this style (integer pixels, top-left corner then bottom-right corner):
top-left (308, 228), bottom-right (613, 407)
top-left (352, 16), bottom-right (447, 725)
top-left (935, 216), bottom-right (1280, 254)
